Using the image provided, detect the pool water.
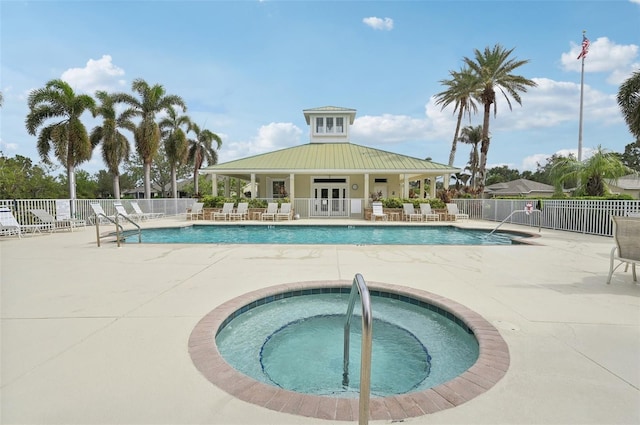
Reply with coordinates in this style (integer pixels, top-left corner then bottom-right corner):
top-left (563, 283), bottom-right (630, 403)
top-left (215, 293), bottom-right (479, 397)
top-left (125, 224), bottom-right (523, 245)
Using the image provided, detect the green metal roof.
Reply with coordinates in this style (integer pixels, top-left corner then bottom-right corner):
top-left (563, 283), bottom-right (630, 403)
top-left (202, 142), bottom-right (459, 174)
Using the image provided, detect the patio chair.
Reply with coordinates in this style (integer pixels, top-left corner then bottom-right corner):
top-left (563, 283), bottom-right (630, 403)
top-left (402, 203), bottom-right (422, 222)
top-left (213, 202), bottom-right (235, 221)
top-left (228, 202), bottom-right (249, 221)
top-left (186, 202), bottom-right (205, 220)
top-left (131, 201), bottom-right (163, 220)
top-left (54, 200), bottom-right (86, 230)
top-left (371, 202), bottom-right (388, 221)
top-left (607, 216), bottom-right (640, 284)
top-left (276, 203), bottom-right (293, 221)
top-left (0, 207), bottom-right (48, 237)
top-left (420, 203), bottom-right (440, 221)
top-left (90, 203), bottom-right (116, 225)
top-left (261, 202), bottom-right (278, 221)
top-left (446, 203), bottom-right (469, 221)
top-left (114, 203), bottom-right (142, 222)
top-left (29, 208), bottom-right (69, 232)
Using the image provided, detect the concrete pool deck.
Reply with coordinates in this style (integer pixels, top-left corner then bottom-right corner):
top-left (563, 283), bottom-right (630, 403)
top-left (1, 218), bottom-right (639, 424)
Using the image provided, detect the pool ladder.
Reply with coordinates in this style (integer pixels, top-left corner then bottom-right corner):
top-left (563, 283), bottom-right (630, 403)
top-left (94, 212), bottom-right (141, 247)
top-left (487, 209), bottom-right (541, 236)
top-left (343, 273), bottom-right (372, 425)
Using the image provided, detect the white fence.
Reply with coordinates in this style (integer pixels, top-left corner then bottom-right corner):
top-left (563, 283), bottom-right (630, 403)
top-left (2, 198), bottom-right (639, 237)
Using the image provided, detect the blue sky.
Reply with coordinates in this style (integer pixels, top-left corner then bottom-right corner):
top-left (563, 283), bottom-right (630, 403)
top-left (1, 0), bottom-right (639, 177)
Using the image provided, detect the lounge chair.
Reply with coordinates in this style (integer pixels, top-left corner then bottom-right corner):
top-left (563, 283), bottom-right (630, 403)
top-left (54, 199), bottom-right (86, 230)
top-left (131, 201), bottom-right (163, 220)
top-left (607, 216), bottom-right (640, 284)
top-left (420, 203), bottom-right (440, 221)
top-left (446, 203), bottom-right (469, 221)
top-left (403, 203), bottom-right (422, 222)
top-left (29, 208), bottom-right (70, 232)
top-left (90, 203), bottom-right (116, 224)
top-left (261, 202), bottom-right (278, 221)
top-left (0, 207), bottom-right (48, 237)
top-left (186, 202), bottom-right (204, 220)
top-left (276, 203), bottom-right (293, 221)
top-left (371, 202), bottom-right (388, 221)
top-left (114, 202), bottom-right (142, 222)
top-left (213, 202), bottom-right (235, 221)
top-left (229, 202), bottom-right (249, 221)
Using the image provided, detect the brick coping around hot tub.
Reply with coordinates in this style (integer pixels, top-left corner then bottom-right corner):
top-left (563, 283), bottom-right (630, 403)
top-left (188, 280), bottom-right (510, 422)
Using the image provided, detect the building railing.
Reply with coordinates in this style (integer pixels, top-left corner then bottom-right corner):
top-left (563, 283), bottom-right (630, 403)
top-left (2, 197), bottom-right (639, 238)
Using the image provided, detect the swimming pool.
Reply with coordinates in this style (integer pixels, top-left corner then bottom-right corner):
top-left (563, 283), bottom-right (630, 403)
top-left (124, 224), bottom-right (531, 245)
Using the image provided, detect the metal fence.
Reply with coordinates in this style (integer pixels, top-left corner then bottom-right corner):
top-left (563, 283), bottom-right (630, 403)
top-left (454, 198), bottom-right (640, 237)
top-left (3, 197), bottom-right (639, 237)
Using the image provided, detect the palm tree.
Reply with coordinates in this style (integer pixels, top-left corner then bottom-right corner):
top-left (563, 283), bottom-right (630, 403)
top-left (25, 79), bottom-right (96, 201)
top-left (0, 91), bottom-right (4, 107)
top-left (434, 66), bottom-right (479, 167)
top-left (159, 107), bottom-right (191, 198)
top-left (90, 91), bottom-right (135, 199)
top-left (187, 122), bottom-right (222, 196)
top-left (115, 79), bottom-right (186, 198)
top-left (617, 70), bottom-right (640, 142)
top-left (463, 44), bottom-right (537, 191)
top-left (551, 146), bottom-right (634, 196)
top-left (458, 125), bottom-right (483, 189)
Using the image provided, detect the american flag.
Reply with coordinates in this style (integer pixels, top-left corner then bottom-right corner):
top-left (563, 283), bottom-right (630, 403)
top-left (577, 34), bottom-right (590, 60)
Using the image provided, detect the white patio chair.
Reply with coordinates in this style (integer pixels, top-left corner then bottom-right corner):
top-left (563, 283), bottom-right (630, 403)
top-left (276, 203), bottom-right (293, 221)
top-left (186, 202), bottom-right (204, 220)
top-left (261, 202), bottom-right (278, 221)
top-left (371, 202), bottom-right (387, 221)
top-left (131, 201), bottom-right (163, 220)
top-left (607, 216), bottom-right (640, 284)
top-left (229, 202), bottom-right (249, 221)
top-left (1, 207), bottom-right (48, 237)
top-left (419, 203), bottom-right (440, 221)
top-left (29, 208), bottom-right (68, 232)
top-left (402, 203), bottom-right (422, 222)
top-left (214, 202), bottom-right (235, 221)
top-left (114, 203), bottom-right (142, 222)
top-left (90, 203), bottom-right (116, 224)
top-left (446, 203), bottom-right (469, 221)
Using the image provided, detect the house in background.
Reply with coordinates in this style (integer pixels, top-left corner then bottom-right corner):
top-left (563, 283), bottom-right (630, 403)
top-left (484, 178), bottom-right (556, 198)
top-left (201, 106), bottom-right (459, 218)
top-left (607, 174), bottom-right (640, 199)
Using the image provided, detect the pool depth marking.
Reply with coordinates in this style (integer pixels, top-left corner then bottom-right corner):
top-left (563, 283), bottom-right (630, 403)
top-left (188, 280), bottom-right (510, 421)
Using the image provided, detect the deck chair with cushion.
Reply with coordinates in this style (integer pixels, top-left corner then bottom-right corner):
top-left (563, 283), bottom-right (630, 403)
top-left (229, 202), bottom-right (249, 221)
top-left (446, 203), bottom-right (469, 221)
top-left (403, 203), bottom-right (422, 222)
top-left (261, 202), bottom-right (279, 221)
top-left (607, 216), bottom-right (640, 284)
top-left (186, 202), bottom-right (204, 220)
top-left (371, 202), bottom-right (388, 221)
top-left (276, 203), bottom-right (293, 221)
top-left (213, 202), bottom-right (235, 221)
top-left (420, 203), bottom-right (440, 221)
top-left (114, 203), bottom-right (142, 222)
top-left (131, 201), bottom-right (163, 220)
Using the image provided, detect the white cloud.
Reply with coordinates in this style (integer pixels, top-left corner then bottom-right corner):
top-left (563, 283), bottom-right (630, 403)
top-left (362, 17), bottom-right (393, 31)
top-left (520, 147), bottom-right (597, 171)
top-left (219, 122), bottom-right (302, 162)
top-left (61, 55), bottom-right (127, 94)
top-left (351, 114), bottom-right (430, 144)
top-left (0, 139), bottom-right (19, 152)
top-left (560, 37), bottom-right (638, 84)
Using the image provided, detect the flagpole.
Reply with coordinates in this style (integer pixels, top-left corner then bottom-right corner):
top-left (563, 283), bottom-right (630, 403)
top-left (577, 30), bottom-right (586, 162)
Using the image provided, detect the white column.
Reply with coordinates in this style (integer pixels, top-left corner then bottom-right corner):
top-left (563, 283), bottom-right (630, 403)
top-left (289, 173), bottom-right (295, 201)
top-left (224, 177), bottom-right (230, 197)
top-left (364, 173), bottom-right (370, 206)
top-left (403, 174), bottom-right (410, 198)
top-left (251, 174), bottom-right (256, 199)
top-left (430, 177), bottom-right (436, 198)
top-left (211, 174), bottom-right (217, 195)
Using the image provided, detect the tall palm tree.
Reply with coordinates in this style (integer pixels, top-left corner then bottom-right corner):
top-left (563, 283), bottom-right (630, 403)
top-left (115, 79), bottom-right (186, 198)
top-left (458, 125), bottom-right (483, 189)
top-left (90, 91), bottom-right (135, 199)
top-left (551, 146), bottom-right (634, 196)
top-left (463, 44), bottom-right (537, 191)
top-left (434, 66), bottom-right (479, 167)
top-left (25, 79), bottom-right (96, 201)
top-left (617, 69), bottom-right (640, 142)
top-left (187, 122), bottom-right (222, 196)
top-left (159, 107), bottom-right (191, 198)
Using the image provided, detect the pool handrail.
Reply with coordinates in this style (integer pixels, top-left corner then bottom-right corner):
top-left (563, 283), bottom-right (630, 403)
top-left (343, 273), bottom-right (372, 425)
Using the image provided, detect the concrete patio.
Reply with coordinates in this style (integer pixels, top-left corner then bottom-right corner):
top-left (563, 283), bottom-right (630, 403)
top-left (1, 218), bottom-right (638, 424)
